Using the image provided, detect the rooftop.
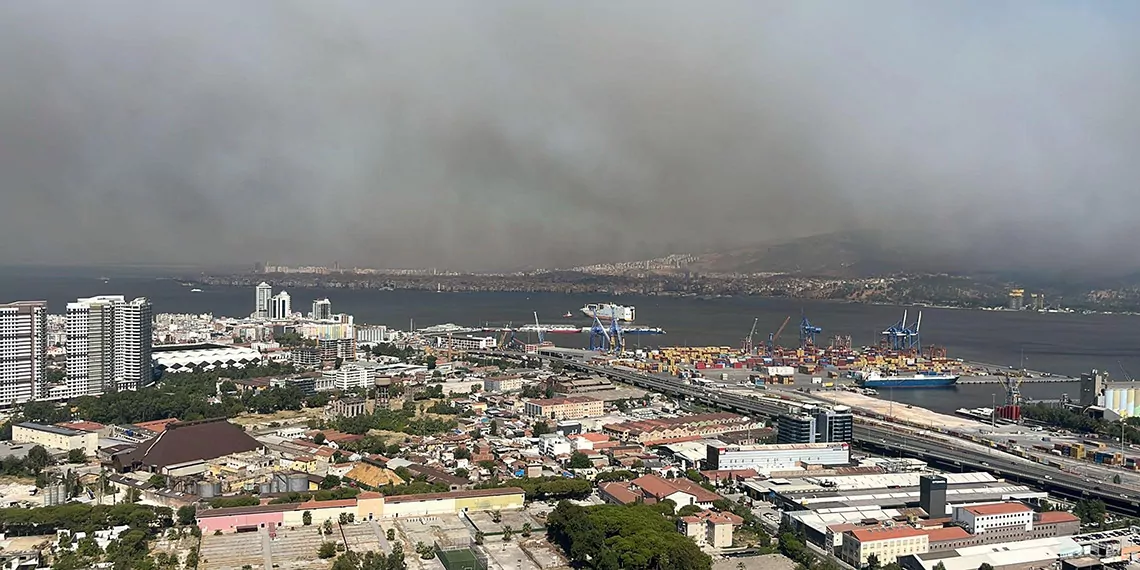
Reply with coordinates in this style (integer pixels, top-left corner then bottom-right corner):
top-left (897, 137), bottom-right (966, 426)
top-left (383, 487), bottom-right (525, 504)
top-left (55, 421), bottom-right (106, 433)
top-left (962, 502), bottom-right (1032, 516)
top-left (116, 418), bottom-right (261, 470)
top-left (528, 396), bottom-right (600, 406)
top-left (850, 525), bottom-right (927, 542)
top-left (16, 422), bottom-right (85, 437)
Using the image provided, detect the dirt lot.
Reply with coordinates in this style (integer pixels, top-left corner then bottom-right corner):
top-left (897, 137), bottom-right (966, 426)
top-left (713, 554), bottom-right (795, 570)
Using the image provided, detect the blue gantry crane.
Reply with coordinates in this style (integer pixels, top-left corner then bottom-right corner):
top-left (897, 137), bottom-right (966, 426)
top-left (881, 309), bottom-right (922, 351)
top-left (588, 307), bottom-right (624, 353)
top-left (799, 313), bottom-right (822, 348)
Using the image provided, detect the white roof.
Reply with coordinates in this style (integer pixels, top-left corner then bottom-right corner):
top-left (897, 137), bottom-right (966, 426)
top-left (914, 537), bottom-right (1083, 570)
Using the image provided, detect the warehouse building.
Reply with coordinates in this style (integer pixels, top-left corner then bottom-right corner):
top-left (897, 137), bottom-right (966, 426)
top-left (524, 396), bottom-right (604, 420)
top-left (705, 441), bottom-right (850, 472)
top-left (12, 422), bottom-right (98, 455)
top-left (152, 344), bottom-right (262, 374)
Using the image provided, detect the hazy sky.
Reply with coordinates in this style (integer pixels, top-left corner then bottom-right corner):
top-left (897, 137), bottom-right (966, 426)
top-left (1, 1), bottom-right (1138, 272)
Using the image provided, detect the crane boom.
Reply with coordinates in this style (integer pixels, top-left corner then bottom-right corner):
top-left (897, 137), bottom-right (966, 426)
top-left (772, 316), bottom-right (791, 343)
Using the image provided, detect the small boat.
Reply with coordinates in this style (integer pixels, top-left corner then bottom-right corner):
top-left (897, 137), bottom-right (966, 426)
top-left (190, 288), bottom-right (203, 293)
top-left (562, 311), bottom-right (573, 319)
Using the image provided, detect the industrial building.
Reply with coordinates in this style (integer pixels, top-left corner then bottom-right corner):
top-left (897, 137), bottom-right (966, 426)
top-left (110, 418), bottom-right (262, 473)
top-left (483, 376), bottom-right (522, 393)
top-left (524, 396), bottom-right (604, 420)
top-left (194, 487), bottom-right (525, 533)
top-left (152, 343), bottom-right (262, 374)
top-left (1083, 369), bottom-right (1108, 407)
top-left (705, 441), bottom-right (850, 472)
top-left (777, 405), bottom-right (853, 444)
top-left (12, 422), bottom-right (98, 455)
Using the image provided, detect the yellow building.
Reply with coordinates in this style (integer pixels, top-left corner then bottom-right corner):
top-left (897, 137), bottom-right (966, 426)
top-left (524, 396), bottom-right (604, 420)
top-left (12, 422), bottom-right (97, 455)
top-left (382, 488), bottom-right (525, 519)
top-left (840, 526), bottom-right (929, 567)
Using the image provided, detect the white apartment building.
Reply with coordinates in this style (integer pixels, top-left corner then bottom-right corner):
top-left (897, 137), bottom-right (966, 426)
top-left (66, 296), bottom-right (153, 397)
top-left (324, 364), bottom-right (372, 391)
top-left (483, 376), bottom-right (522, 393)
top-left (355, 326), bottom-right (391, 343)
top-left (539, 434), bottom-right (572, 457)
top-left (255, 282), bottom-right (273, 319)
top-left (433, 335), bottom-right (497, 351)
top-left (114, 297), bottom-right (153, 391)
top-left (311, 299), bottom-right (332, 320)
top-left (270, 291), bottom-right (292, 320)
top-left (953, 503), bottom-right (1033, 534)
top-left (0, 301), bottom-right (47, 407)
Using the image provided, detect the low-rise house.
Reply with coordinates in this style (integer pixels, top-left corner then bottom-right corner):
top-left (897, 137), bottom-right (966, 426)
top-left (677, 510), bottom-right (744, 548)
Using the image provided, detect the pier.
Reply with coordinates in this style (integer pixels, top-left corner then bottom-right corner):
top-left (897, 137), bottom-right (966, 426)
top-left (957, 375), bottom-right (1077, 385)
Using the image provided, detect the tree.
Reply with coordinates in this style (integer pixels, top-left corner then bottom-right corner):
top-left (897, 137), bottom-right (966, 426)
top-left (126, 487), bottom-right (142, 503)
top-left (977, 564), bottom-right (994, 570)
top-left (1114, 474), bottom-right (1123, 484)
top-left (677, 504), bottom-right (702, 517)
top-left (489, 420), bottom-right (499, 436)
top-left (320, 475), bottom-right (341, 489)
top-left (67, 449), bottom-right (87, 464)
top-left (176, 505), bottom-right (196, 526)
top-left (474, 530), bottom-right (484, 545)
top-left (532, 420), bottom-right (551, 436)
top-left (454, 447), bottom-right (471, 460)
top-left (521, 522), bottom-right (532, 538)
top-left (303, 511), bottom-right (312, 526)
top-left (318, 542), bottom-right (338, 559)
top-left (491, 510), bottom-right (502, 523)
top-left (502, 525), bottom-right (514, 542)
top-left (387, 528), bottom-right (396, 542)
top-left (454, 468), bottom-right (470, 479)
top-left (313, 433), bottom-right (327, 445)
top-left (185, 548), bottom-right (199, 569)
top-left (26, 445), bottom-right (51, 473)
top-left (148, 473), bottom-right (166, 488)
top-left (866, 553), bottom-right (881, 570)
top-left (568, 452), bottom-right (592, 469)
top-left (339, 512), bottom-right (350, 525)
top-left (323, 519), bottom-right (334, 535)
top-left (933, 563), bottom-right (947, 570)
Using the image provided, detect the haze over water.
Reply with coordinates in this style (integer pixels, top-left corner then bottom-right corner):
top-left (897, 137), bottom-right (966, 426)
top-left (2, 275), bottom-right (1132, 413)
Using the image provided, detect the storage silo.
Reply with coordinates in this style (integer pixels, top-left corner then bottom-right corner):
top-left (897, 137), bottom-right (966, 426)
top-left (288, 473), bottom-right (309, 493)
top-left (197, 481), bottom-right (216, 499)
top-left (1107, 389), bottom-right (1118, 413)
top-left (272, 472), bottom-right (289, 494)
top-left (212, 482), bottom-right (222, 496)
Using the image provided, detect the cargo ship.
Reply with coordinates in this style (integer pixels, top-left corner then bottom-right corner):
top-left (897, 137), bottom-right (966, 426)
top-left (581, 303), bottom-right (636, 322)
top-left (854, 369), bottom-right (959, 388)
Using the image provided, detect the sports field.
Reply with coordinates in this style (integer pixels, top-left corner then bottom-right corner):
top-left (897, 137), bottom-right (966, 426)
top-left (437, 548), bottom-right (483, 570)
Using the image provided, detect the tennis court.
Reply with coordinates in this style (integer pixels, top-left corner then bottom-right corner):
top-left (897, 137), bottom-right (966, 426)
top-left (436, 548), bottom-right (485, 570)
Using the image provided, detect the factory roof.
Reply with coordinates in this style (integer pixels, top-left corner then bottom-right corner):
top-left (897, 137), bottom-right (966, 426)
top-left (15, 422), bottom-right (86, 437)
top-left (962, 502), bottom-right (1032, 516)
top-left (1036, 511), bottom-right (1080, 524)
top-left (115, 418), bottom-right (261, 470)
top-left (849, 526), bottom-right (927, 542)
top-left (923, 526), bottom-right (971, 542)
top-left (55, 421), bottom-right (106, 433)
top-left (383, 487), bottom-right (525, 504)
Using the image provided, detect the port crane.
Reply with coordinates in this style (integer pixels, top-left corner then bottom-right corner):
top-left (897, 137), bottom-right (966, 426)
top-left (741, 318), bottom-right (759, 355)
top-left (588, 308), bottom-right (624, 353)
top-left (766, 316), bottom-right (792, 356)
top-left (882, 310), bottom-right (922, 352)
top-left (799, 313), bottom-right (822, 349)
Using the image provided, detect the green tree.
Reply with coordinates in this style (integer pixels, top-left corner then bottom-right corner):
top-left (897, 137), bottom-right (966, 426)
top-left (933, 563), bottom-right (947, 570)
top-left (176, 505), bottom-right (196, 526)
top-left (677, 504), bottom-right (702, 517)
top-left (318, 542), bottom-right (338, 559)
top-left (474, 530), bottom-right (484, 545)
top-left (386, 528), bottom-right (395, 542)
top-left (866, 553), bottom-right (881, 570)
top-left (323, 519), bottom-right (334, 535)
top-left (568, 452), bottom-right (592, 469)
top-left (303, 511), bottom-right (312, 526)
top-left (489, 420), bottom-right (499, 436)
top-left (148, 473), bottom-right (166, 488)
top-left (532, 420), bottom-right (551, 436)
top-left (77, 537), bottom-right (102, 558)
top-left (185, 548), bottom-right (199, 570)
top-left (67, 449), bottom-right (87, 464)
top-left (313, 433), bottom-right (327, 445)
top-left (26, 445), bottom-right (51, 473)
top-left (502, 525), bottom-right (513, 542)
top-left (339, 512), bottom-right (350, 525)
top-left (978, 564), bottom-right (994, 570)
top-left (320, 475), bottom-right (341, 489)
top-left (521, 522), bottom-right (532, 538)
top-left (454, 447), bottom-right (471, 460)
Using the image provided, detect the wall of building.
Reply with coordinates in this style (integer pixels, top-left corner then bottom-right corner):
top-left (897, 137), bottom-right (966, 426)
top-left (12, 425), bottom-right (97, 454)
top-left (198, 512), bottom-right (284, 534)
top-left (454, 492), bottom-right (525, 513)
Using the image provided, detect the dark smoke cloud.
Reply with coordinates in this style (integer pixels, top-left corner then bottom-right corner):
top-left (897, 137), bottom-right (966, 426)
top-left (1, 1), bottom-right (1138, 272)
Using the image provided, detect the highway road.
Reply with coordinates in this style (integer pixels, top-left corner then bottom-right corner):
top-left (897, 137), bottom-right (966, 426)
top-left (498, 349), bottom-right (1140, 516)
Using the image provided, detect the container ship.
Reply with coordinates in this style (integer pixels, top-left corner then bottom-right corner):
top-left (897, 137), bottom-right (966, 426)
top-left (854, 369), bottom-right (959, 388)
top-left (581, 303), bottom-right (635, 322)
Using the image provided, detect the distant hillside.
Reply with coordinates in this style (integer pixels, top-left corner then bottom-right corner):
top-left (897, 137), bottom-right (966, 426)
top-left (686, 230), bottom-right (936, 276)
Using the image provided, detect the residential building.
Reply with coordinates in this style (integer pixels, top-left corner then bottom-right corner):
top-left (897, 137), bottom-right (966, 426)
top-left (318, 338), bottom-right (356, 362)
top-left (292, 347), bottom-right (321, 368)
top-left (524, 396), bottom-right (604, 420)
top-left (311, 299), bottom-right (332, 320)
top-left (777, 406), bottom-right (852, 444)
top-left (705, 441), bottom-right (850, 471)
top-left (114, 297), bottom-right (153, 391)
top-left (0, 301), bottom-right (47, 406)
top-left (483, 376), bottom-right (522, 393)
top-left (677, 510), bottom-right (744, 548)
top-left (325, 365), bottom-right (371, 391)
top-left (12, 422), bottom-right (98, 455)
top-left (840, 526), bottom-right (929, 567)
top-left (355, 326), bottom-right (391, 343)
top-left (539, 434), bottom-right (572, 457)
top-left (270, 291), bottom-right (292, 320)
top-left (255, 282), bottom-right (273, 319)
top-left (598, 474), bottom-right (721, 509)
top-left (433, 335), bottom-right (497, 352)
top-left (66, 296), bottom-right (119, 397)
